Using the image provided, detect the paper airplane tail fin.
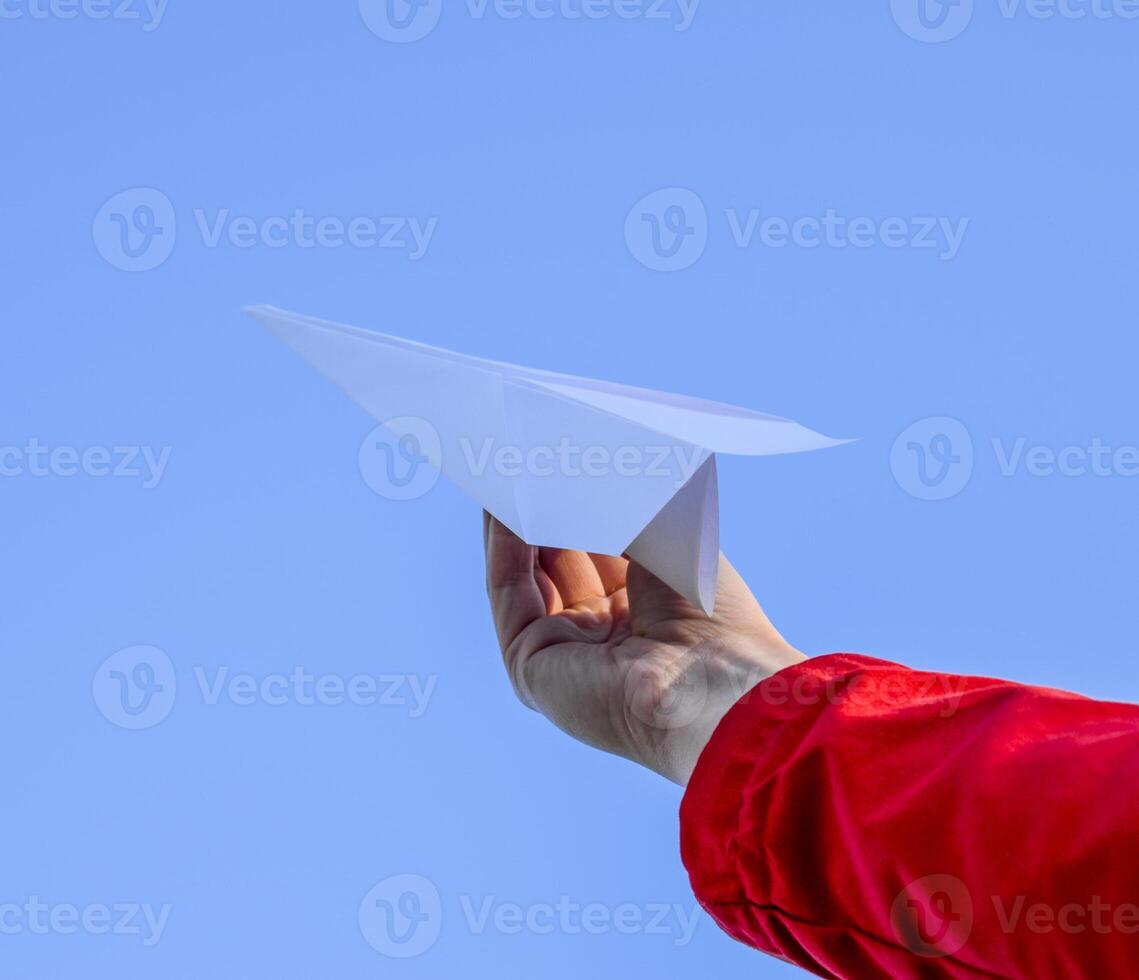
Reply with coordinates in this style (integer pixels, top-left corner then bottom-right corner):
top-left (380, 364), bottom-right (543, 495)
top-left (625, 456), bottom-right (720, 614)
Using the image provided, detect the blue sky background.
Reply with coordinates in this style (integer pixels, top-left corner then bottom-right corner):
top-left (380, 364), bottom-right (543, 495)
top-left (2, 2), bottom-right (1138, 977)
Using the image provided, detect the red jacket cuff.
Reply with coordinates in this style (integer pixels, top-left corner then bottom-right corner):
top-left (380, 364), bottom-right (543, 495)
top-left (679, 653), bottom-right (895, 973)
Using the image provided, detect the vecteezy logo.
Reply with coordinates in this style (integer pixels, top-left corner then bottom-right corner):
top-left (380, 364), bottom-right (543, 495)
top-left (92, 645), bottom-right (177, 730)
top-left (624, 646), bottom-right (709, 732)
top-left (891, 0), bottom-right (974, 43)
top-left (92, 188), bottom-right (177, 272)
top-left (890, 874), bottom-right (974, 957)
top-left (358, 416), bottom-right (442, 501)
top-left (625, 188), bottom-right (708, 273)
top-left (890, 417), bottom-right (974, 501)
top-left (359, 874), bottom-right (442, 958)
top-left (358, 0), bottom-right (443, 42)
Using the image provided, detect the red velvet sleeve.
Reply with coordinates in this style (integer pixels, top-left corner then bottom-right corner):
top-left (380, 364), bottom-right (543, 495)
top-left (679, 654), bottom-right (1139, 978)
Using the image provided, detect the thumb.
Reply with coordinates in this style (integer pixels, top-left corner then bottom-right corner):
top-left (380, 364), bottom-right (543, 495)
top-left (626, 558), bottom-right (709, 636)
top-left (628, 554), bottom-right (781, 643)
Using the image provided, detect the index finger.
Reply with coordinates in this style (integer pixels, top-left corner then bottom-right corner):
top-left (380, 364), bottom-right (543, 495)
top-left (484, 512), bottom-right (548, 653)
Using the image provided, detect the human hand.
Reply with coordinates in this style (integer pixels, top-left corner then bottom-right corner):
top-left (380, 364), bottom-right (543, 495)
top-left (484, 513), bottom-right (805, 785)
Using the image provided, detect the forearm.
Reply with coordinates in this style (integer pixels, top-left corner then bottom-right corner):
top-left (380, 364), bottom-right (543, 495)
top-left (680, 654), bottom-right (1139, 978)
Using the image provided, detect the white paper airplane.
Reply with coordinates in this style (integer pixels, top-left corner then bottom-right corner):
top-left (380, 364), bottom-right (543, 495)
top-left (247, 305), bottom-right (848, 613)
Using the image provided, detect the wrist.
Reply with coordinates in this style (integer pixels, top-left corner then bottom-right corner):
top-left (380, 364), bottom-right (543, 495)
top-left (634, 639), bottom-right (805, 786)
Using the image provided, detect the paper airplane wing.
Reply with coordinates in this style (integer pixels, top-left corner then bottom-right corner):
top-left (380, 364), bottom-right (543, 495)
top-left (247, 305), bottom-right (845, 613)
